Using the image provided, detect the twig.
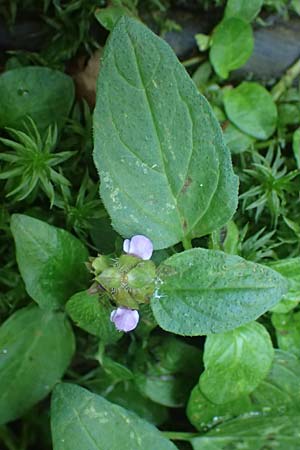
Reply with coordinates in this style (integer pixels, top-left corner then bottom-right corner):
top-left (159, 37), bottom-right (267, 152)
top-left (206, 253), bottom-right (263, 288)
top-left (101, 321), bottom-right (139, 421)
top-left (271, 58), bottom-right (300, 101)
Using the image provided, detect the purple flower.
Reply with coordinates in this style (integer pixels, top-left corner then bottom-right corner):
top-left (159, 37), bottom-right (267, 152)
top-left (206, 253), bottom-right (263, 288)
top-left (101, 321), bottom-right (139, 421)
top-left (110, 307), bottom-right (139, 332)
top-left (123, 235), bottom-right (153, 260)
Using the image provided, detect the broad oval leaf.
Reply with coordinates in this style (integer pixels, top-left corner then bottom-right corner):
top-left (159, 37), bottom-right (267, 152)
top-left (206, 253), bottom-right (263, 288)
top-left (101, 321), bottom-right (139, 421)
top-left (188, 350), bottom-right (300, 432)
top-left (224, 82), bottom-right (278, 140)
top-left (251, 349), bottom-right (300, 415)
top-left (93, 16), bottom-right (238, 250)
top-left (11, 214), bottom-right (89, 310)
top-left (191, 415), bottom-right (300, 450)
top-left (51, 383), bottom-right (177, 450)
top-left (151, 248), bottom-right (287, 335)
top-left (0, 305), bottom-right (75, 424)
top-left (0, 66), bottom-right (74, 131)
top-left (199, 322), bottom-right (274, 404)
top-left (210, 18), bottom-right (254, 79)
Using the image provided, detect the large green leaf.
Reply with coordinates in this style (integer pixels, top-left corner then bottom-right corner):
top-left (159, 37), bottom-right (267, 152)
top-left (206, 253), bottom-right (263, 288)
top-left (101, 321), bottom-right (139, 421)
top-left (151, 248), bottom-right (287, 335)
top-left (251, 350), bottom-right (300, 415)
top-left (0, 67), bottom-right (74, 131)
top-left (187, 350), bottom-right (300, 431)
top-left (11, 214), bottom-right (89, 310)
top-left (191, 415), bottom-right (300, 450)
top-left (51, 383), bottom-right (177, 450)
top-left (93, 17), bottom-right (238, 250)
top-left (224, 82), bottom-right (278, 140)
top-left (210, 18), bottom-right (254, 79)
top-left (0, 305), bottom-right (74, 424)
top-left (199, 322), bottom-right (274, 403)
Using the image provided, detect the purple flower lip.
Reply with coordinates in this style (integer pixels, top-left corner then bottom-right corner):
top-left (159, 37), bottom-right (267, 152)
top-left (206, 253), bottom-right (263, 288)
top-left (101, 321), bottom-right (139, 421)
top-left (123, 235), bottom-right (153, 260)
top-left (110, 307), bottom-right (139, 332)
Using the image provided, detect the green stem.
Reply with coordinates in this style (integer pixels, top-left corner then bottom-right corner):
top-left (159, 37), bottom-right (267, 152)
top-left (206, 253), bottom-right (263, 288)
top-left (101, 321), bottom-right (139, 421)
top-left (182, 237), bottom-right (192, 250)
top-left (161, 431), bottom-right (199, 441)
top-left (182, 55), bottom-right (204, 68)
top-left (271, 58), bottom-right (300, 101)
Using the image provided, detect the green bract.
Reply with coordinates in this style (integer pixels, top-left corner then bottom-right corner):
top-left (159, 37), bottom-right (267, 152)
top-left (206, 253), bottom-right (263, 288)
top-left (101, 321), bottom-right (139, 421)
top-left (0, 305), bottom-right (74, 424)
top-left (93, 16), bottom-right (238, 250)
top-left (151, 248), bottom-right (287, 335)
top-left (66, 290), bottom-right (121, 343)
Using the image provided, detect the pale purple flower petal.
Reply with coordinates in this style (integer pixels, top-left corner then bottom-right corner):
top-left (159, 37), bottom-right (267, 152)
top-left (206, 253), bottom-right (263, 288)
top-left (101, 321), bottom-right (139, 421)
top-left (123, 239), bottom-right (130, 253)
top-left (123, 235), bottom-right (153, 260)
top-left (110, 307), bottom-right (139, 332)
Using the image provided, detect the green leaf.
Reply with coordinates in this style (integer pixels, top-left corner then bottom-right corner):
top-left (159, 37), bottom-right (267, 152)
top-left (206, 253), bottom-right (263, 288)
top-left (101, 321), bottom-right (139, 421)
top-left (210, 18), bottom-right (254, 79)
top-left (0, 305), bottom-right (74, 425)
top-left (66, 290), bottom-right (121, 343)
top-left (135, 336), bottom-right (201, 407)
top-left (11, 214), bottom-right (89, 310)
top-left (105, 382), bottom-right (168, 425)
top-left (191, 415), bottom-right (300, 450)
top-left (187, 384), bottom-right (251, 431)
top-left (272, 312), bottom-right (300, 358)
top-left (0, 67), bottom-right (74, 131)
top-left (93, 16), bottom-right (238, 250)
top-left (151, 248), bottom-right (287, 336)
top-left (223, 122), bottom-right (254, 154)
top-left (268, 258), bottom-right (300, 312)
top-left (51, 383), bottom-right (177, 450)
top-left (195, 33), bottom-right (211, 51)
top-left (187, 350), bottom-right (300, 431)
top-left (251, 350), bottom-right (300, 415)
top-left (95, 5), bottom-right (135, 31)
top-left (224, 0), bottom-right (263, 22)
top-left (292, 128), bottom-right (300, 168)
top-left (224, 82), bottom-right (278, 140)
top-left (199, 322), bottom-right (274, 404)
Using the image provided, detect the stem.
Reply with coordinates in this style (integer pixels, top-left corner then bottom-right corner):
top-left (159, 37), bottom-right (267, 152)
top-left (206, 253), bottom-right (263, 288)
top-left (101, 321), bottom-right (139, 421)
top-left (161, 431), bottom-right (199, 441)
top-left (182, 237), bottom-right (192, 250)
top-left (182, 55), bottom-right (204, 68)
top-left (271, 58), bottom-right (300, 101)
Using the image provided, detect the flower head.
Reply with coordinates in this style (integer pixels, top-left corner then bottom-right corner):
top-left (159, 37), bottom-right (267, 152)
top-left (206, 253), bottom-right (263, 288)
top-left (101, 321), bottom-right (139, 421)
top-left (110, 307), bottom-right (139, 332)
top-left (123, 235), bottom-right (153, 260)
